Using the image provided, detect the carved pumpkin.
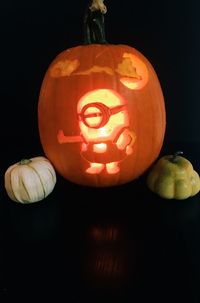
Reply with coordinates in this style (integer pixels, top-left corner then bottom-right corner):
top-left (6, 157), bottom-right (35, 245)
top-left (38, 1), bottom-right (166, 187)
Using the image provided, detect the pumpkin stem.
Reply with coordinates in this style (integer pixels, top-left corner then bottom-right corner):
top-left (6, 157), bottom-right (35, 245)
top-left (19, 159), bottom-right (32, 165)
top-left (169, 151), bottom-right (183, 163)
top-left (84, 0), bottom-right (107, 44)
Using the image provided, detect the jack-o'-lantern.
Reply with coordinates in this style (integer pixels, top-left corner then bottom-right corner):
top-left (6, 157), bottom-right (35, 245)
top-left (38, 0), bottom-right (166, 187)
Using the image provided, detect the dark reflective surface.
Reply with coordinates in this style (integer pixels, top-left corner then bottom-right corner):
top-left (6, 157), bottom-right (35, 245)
top-left (1, 142), bottom-right (200, 302)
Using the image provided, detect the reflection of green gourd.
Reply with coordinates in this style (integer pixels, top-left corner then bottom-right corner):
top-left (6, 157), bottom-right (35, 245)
top-left (147, 152), bottom-right (200, 200)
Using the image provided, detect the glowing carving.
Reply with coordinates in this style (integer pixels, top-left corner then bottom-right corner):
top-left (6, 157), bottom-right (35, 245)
top-left (50, 59), bottom-right (79, 77)
top-left (86, 163), bottom-right (104, 174)
top-left (75, 65), bottom-right (113, 76)
top-left (106, 162), bottom-right (120, 174)
top-left (57, 89), bottom-right (136, 175)
top-left (57, 130), bottom-right (82, 143)
top-left (93, 143), bottom-right (107, 153)
top-left (116, 53), bottom-right (148, 90)
top-left (116, 55), bottom-right (142, 79)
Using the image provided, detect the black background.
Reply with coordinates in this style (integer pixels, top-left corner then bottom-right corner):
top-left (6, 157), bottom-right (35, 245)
top-left (1, 0), bottom-right (200, 301)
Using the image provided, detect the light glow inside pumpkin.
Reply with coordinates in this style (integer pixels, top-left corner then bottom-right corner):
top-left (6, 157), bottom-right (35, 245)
top-left (77, 89), bottom-right (129, 141)
top-left (117, 53), bottom-right (148, 90)
top-left (93, 143), bottom-right (107, 153)
top-left (57, 89), bottom-right (136, 175)
top-left (38, 42), bottom-right (166, 186)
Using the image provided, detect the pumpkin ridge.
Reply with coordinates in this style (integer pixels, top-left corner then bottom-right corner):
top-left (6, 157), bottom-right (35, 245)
top-left (7, 166), bottom-right (18, 202)
top-left (20, 177), bottom-right (31, 203)
top-left (28, 164), bottom-right (46, 199)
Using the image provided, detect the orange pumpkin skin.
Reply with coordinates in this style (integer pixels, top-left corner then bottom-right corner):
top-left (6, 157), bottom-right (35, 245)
top-left (38, 44), bottom-right (166, 187)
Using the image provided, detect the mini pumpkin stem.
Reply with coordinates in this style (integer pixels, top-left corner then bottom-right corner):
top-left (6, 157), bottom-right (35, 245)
top-left (84, 0), bottom-right (107, 44)
top-left (169, 151), bottom-right (183, 163)
top-left (19, 159), bottom-right (32, 165)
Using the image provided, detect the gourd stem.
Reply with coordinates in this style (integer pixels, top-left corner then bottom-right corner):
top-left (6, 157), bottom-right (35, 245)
top-left (19, 159), bottom-right (32, 165)
top-left (170, 151), bottom-right (183, 163)
top-left (84, 0), bottom-right (107, 44)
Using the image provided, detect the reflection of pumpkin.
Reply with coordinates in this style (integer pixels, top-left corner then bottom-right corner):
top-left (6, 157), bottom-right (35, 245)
top-left (38, 2), bottom-right (166, 187)
top-left (86, 225), bottom-right (126, 283)
top-left (92, 250), bottom-right (124, 279)
top-left (90, 226), bottom-right (119, 242)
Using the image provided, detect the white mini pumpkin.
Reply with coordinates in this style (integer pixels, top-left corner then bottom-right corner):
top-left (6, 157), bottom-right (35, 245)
top-left (4, 156), bottom-right (56, 203)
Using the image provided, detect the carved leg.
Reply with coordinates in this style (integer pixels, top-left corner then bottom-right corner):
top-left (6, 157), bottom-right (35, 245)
top-left (86, 162), bottom-right (105, 174)
top-left (106, 162), bottom-right (120, 174)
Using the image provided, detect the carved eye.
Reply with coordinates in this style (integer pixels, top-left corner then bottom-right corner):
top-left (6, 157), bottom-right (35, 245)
top-left (116, 53), bottom-right (149, 90)
top-left (81, 105), bottom-right (105, 128)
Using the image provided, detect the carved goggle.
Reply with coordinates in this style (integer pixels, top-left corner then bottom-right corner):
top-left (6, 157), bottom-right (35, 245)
top-left (78, 102), bottom-right (126, 129)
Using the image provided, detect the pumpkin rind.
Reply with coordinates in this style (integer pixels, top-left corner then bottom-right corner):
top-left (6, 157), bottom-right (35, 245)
top-left (38, 44), bottom-right (166, 187)
top-left (4, 156), bottom-right (56, 203)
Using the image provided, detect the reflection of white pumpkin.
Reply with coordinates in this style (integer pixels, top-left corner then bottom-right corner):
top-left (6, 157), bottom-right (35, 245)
top-left (4, 157), bottom-right (56, 203)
